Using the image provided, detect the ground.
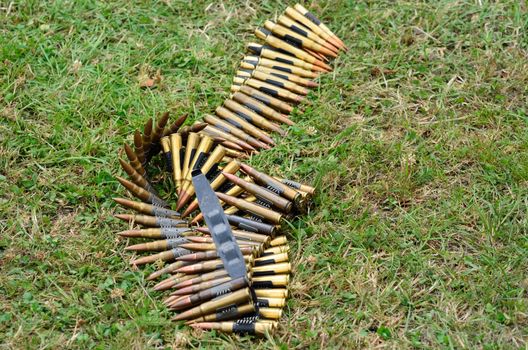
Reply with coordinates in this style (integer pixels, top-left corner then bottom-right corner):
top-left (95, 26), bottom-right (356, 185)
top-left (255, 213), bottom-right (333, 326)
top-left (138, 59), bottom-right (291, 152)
top-left (1, 1), bottom-right (527, 349)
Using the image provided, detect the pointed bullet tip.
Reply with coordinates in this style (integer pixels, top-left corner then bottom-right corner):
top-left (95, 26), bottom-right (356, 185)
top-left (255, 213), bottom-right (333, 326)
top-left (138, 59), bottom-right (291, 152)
top-left (145, 274), bottom-right (157, 281)
top-left (115, 214), bottom-right (129, 220)
top-left (192, 322), bottom-right (212, 330)
top-left (152, 285), bottom-right (165, 291)
top-left (181, 207), bottom-right (193, 218)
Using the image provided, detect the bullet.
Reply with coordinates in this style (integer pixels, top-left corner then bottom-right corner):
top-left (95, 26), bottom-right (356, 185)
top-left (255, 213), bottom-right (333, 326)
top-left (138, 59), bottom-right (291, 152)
top-left (183, 236), bottom-right (213, 243)
top-left (190, 321), bottom-right (274, 336)
top-left (240, 195), bottom-right (277, 222)
top-left (113, 198), bottom-right (179, 218)
top-left (264, 20), bottom-right (337, 58)
top-left (222, 172), bottom-right (293, 213)
top-left (130, 247), bottom-right (192, 265)
top-left (183, 134), bottom-right (215, 185)
top-left (242, 55), bottom-right (319, 79)
top-left (177, 145), bottom-right (226, 211)
top-left (169, 133), bottom-right (183, 193)
top-left (173, 268), bottom-right (234, 290)
top-left (251, 262), bottom-right (291, 276)
top-left (234, 239), bottom-right (263, 247)
top-left (163, 295), bottom-right (186, 306)
top-left (188, 303), bottom-right (255, 323)
top-left (154, 272), bottom-right (197, 291)
top-left (200, 125), bottom-right (256, 152)
top-left (215, 106), bottom-right (275, 145)
top-left (179, 242), bottom-right (258, 252)
top-left (273, 176), bottom-right (315, 196)
top-left (225, 214), bottom-right (277, 236)
top-left (169, 276), bottom-right (249, 310)
top-left (236, 85), bottom-right (294, 114)
top-left (147, 261), bottom-right (192, 281)
top-left (114, 213), bottom-right (186, 228)
top-left (180, 133), bottom-right (200, 193)
top-left (255, 296), bottom-right (287, 308)
top-left (175, 256), bottom-right (254, 274)
top-left (269, 236), bottom-right (287, 247)
top-left (133, 130), bottom-right (146, 165)
top-left (124, 237), bottom-right (190, 252)
top-left (237, 69), bottom-right (309, 96)
top-left (171, 275), bottom-right (239, 296)
top-left (142, 119), bottom-right (153, 159)
top-left (223, 99), bottom-right (285, 135)
top-left (246, 42), bottom-right (328, 73)
top-left (195, 227), bottom-right (271, 244)
top-left (118, 158), bottom-right (156, 194)
top-left (285, 6), bottom-right (345, 51)
top-left (304, 47), bottom-right (328, 63)
top-left (123, 143), bottom-right (147, 177)
top-left (252, 31), bottom-right (323, 63)
top-left (254, 288), bottom-right (288, 299)
top-left (216, 138), bottom-right (244, 152)
top-left (293, 4), bottom-right (347, 49)
top-left (254, 253), bottom-right (289, 266)
top-left (179, 123), bottom-right (208, 138)
top-left (151, 112), bottom-right (170, 145)
top-left (233, 76), bottom-right (304, 104)
top-left (160, 136), bottom-right (172, 172)
top-left (221, 193), bottom-right (258, 218)
top-left (153, 271), bottom-right (187, 290)
top-left (163, 114), bottom-right (188, 137)
top-left (250, 30), bottom-right (332, 71)
top-left (245, 65), bottom-right (318, 88)
top-left (258, 307), bottom-right (283, 320)
top-left (115, 176), bottom-right (168, 207)
top-left (181, 160), bottom-right (241, 218)
top-left (215, 192), bottom-right (283, 225)
top-left (190, 183), bottom-right (246, 224)
top-left (203, 114), bottom-right (268, 150)
top-left (231, 91), bottom-right (294, 126)
top-left (262, 245), bottom-right (290, 256)
top-left (117, 227), bottom-right (193, 239)
top-left (239, 163), bottom-right (301, 205)
top-left (176, 246), bottom-right (256, 263)
top-left (172, 287), bottom-right (251, 321)
top-left (277, 14), bottom-right (340, 54)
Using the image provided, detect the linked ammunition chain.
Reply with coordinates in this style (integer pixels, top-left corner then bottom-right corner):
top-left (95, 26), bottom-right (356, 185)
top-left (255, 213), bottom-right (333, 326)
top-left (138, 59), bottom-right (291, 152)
top-left (112, 3), bottom-right (345, 337)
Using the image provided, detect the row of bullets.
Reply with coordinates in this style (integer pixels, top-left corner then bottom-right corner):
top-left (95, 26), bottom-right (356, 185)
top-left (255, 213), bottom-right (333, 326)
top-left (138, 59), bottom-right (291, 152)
top-left (112, 3), bottom-right (344, 336)
top-left (115, 130), bottom-right (312, 335)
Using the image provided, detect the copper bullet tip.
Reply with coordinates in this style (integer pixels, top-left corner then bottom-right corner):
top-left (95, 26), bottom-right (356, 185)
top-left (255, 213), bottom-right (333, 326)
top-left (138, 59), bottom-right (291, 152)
top-left (190, 215), bottom-right (203, 225)
top-left (117, 230), bottom-right (134, 237)
top-left (114, 214), bottom-right (131, 221)
top-left (191, 322), bottom-right (213, 330)
top-left (181, 204), bottom-right (196, 218)
top-left (176, 192), bottom-right (191, 211)
top-left (169, 296), bottom-right (191, 310)
top-left (194, 226), bottom-right (209, 234)
top-left (314, 60), bottom-right (332, 72)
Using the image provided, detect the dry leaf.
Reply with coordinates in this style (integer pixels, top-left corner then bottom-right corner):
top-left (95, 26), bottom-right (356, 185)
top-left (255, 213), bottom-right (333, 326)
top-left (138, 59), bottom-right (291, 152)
top-left (138, 65), bottom-right (163, 88)
top-left (71, 59), bottom-right (82, 74)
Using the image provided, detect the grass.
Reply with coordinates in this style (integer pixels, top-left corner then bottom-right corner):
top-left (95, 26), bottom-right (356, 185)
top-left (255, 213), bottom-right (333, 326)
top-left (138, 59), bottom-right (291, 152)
top-left (1, 0), bottom-right (527, 348)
